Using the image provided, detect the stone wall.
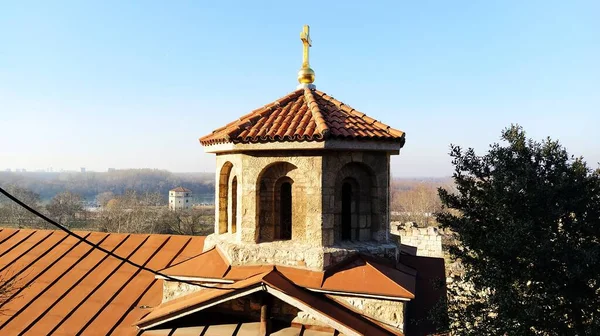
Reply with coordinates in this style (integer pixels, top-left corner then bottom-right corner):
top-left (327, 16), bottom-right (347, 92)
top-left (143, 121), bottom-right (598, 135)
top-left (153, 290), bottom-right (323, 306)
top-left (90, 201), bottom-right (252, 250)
top-left (163, 280), bottom-right (203, 302)
top-left (215, 151), bottom-right (324, 246)
top-left (203, 234), bottom-right (397, 271)
top-left (322, 151), bottom-right (391, 245)
top-left (392, 222), bottom-right (443, 258)
top-left (214, 149), bottom-right (392, 248)
top-left (329, 295), bottom-right (405, 331)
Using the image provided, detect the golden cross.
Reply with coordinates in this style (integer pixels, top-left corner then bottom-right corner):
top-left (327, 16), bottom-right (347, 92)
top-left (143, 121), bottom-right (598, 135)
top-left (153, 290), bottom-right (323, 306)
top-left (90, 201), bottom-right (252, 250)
top-left (300, 25), bottom-right (311, 68)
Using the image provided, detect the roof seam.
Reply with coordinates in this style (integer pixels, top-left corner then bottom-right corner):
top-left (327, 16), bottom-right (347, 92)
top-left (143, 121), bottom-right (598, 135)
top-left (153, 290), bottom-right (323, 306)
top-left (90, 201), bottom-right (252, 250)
top-left (105, 236), bottom-right (195, 335)
top-left (304, 88), bottom-right (329, 139)
top-left (0, 232), bottom-right (109, 329)
top-left (0, 230), bottom-right (36, 259)
top-left (42, 234), bottom-right (146, 335)
top-left (0, 232), bottom-right (70, 285)
top-left (77, 236), bottom-right (173, 335)
top-left (0, 230), bottom-right (54, 273)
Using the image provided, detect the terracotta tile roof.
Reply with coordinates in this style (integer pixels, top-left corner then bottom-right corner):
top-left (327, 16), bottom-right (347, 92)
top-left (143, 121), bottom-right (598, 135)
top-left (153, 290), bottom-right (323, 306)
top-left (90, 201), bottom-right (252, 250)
top-left (136, 269), bottom-right (402, 335)
top-left (169, 187), bottom-right (191, 192)
top-left (160, 246), bottom-right (416, 300)
top-left (199, 88), bottom-right (405, 145)
top-left (0, 228), bottom-right (205, 336)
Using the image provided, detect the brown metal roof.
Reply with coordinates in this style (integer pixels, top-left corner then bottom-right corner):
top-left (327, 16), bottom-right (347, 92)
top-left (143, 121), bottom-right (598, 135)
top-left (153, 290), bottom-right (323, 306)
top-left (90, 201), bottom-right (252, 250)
top-left (199, 88), bottom-right (405, 145)
top-left (160, 247), bottom-right (230, 279)
top-left (139, 323), bottom-right (338, 335)
top-left (136, 269), bottom-right (402, 335)
top-left (0, 228), bottom-right (205, 336)
top-left (160, 246), bottom-right (416, 300)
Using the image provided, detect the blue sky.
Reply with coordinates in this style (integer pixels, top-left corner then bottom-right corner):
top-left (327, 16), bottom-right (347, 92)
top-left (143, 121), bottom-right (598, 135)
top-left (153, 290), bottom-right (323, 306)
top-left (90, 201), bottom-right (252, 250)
top-left (1, 0), bottom-right (598, 177)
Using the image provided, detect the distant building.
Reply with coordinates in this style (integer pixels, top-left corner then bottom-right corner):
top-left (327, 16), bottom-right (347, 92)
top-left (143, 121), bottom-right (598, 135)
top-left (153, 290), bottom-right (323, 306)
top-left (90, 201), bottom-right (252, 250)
top-left (169, 187), bottom-right (192, 210)
top-left (108, 168), bottom-right (116, 172)
top-left (81, 167), bottom-right (86, 173)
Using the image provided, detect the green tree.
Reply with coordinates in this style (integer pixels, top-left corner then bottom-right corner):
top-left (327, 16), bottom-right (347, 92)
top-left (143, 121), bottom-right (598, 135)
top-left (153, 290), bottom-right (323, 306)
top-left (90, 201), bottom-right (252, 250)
top-left (437, 125), bottom-right (600, 335)
top-left (46, 191), bottom-right (84, 228)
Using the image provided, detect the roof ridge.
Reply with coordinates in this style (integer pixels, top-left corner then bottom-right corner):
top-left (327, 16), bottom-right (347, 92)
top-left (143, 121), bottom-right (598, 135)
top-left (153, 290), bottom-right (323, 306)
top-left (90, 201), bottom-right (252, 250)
top-left (314, 90), bottom-right (406, 139)
top-left (303, 88), bottom-right (329, 139)
top-left (225, 90), bottom-right (304, 140)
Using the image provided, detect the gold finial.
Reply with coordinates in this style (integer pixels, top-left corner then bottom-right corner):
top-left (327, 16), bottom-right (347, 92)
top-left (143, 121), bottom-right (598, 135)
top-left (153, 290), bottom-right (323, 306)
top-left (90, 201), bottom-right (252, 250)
top-left (298, 25), bottom-right (315, 86)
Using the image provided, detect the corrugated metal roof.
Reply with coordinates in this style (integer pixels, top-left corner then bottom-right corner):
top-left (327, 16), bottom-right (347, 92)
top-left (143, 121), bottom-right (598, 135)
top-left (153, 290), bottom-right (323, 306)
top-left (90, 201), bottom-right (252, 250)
top-left (0, 228), bottom-right (205, 336)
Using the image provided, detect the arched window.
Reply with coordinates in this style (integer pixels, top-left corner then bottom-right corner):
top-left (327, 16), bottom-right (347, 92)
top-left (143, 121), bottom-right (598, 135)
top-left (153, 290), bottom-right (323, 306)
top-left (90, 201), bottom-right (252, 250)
top-left (218, 162), bottom-right (233, 234)
top-left (341, 182), bottom-right (353, 241)
top-left (279, 182), bottom-right (292, 240)
top-left (334, 163), bottom-right (375, 243)
top-left (231, 176), bottom-right (237, 234)
top-left (256, 162), bottom-right (298, 243)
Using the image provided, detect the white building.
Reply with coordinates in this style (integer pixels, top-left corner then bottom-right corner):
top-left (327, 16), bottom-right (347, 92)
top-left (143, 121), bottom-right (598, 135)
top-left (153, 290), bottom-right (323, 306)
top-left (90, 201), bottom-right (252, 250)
top-left (168, 187), bottom-right (192, 210)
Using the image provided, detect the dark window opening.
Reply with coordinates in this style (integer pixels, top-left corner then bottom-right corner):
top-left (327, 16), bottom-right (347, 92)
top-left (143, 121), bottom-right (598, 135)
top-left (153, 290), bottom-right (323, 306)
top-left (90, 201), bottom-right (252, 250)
top-left (341, 182), bottom-right (352, 241)
top-left (279, 182), bottom-right (292, 240)
top-left (231, 177), bottom-right (238, 234)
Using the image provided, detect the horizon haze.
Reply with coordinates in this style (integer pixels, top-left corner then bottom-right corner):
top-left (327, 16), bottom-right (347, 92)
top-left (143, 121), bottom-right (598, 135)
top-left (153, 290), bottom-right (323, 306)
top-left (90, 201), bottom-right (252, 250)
top-left (1, 1), bottom-right (598, 177)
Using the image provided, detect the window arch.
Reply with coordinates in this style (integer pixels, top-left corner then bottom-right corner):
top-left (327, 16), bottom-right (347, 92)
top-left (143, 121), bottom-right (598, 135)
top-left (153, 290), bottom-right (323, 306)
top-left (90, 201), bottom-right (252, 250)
top-left (256, 162), bottom-right (298, 242)
top-left (274, 177), bottom-right (293, 240)
top-left (341, 178), bottom-right (360, 241)
top-left (218, 162), bottom-right (233, 234)
top-left (231, 176), bottom-right (238, 234)
top-left (334, 162), bottom-right (377, 242)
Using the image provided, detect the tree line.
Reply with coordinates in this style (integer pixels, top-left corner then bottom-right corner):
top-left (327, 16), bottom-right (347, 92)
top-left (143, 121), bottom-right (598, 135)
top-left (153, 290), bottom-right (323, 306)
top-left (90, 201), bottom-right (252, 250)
top-left (0, 169), bottom-right (214, 201)
top-left (0, 186), bottom-right (214, 236)
top-left (390, 178), bottom-right (454, 227)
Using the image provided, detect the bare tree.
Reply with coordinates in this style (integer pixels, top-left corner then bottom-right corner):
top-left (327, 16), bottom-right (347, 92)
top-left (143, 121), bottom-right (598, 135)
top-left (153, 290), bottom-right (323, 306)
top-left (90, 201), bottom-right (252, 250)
top-left (46, 191), bottom-right (84, 228)
top-left (95, 191), bottom-right (114, 207)
top-left (0, 270), bottom-right (24, 316)
top-left (0, 185), bottom-right (41, 228)
top-left (96, 190), bottom-right (168, 234)
top-left (392, 182), bottom-right (443, 227)
top-left (161, 207), bottom-right (214, 236)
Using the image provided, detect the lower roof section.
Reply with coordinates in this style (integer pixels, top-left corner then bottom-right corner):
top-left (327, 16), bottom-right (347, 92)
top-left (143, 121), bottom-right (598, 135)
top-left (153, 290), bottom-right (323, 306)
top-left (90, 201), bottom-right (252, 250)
top-left (136, 269), bottom-right (402, 336)
top-left (0, 228), bottom-right (205, 336)
top-left (140, 322), bottom-right (344, 336)
top-left (160, 246), bottom-right (416, 300)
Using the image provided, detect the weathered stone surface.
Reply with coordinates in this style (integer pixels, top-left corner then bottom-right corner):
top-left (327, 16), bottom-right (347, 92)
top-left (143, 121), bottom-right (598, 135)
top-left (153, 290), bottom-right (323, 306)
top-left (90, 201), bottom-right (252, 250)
top-left (329, 295), bottom-right (405, 331)
top-left (204, 234), bottom-right (397, 271)
top-left (162, 280), bottom-right (203, 302)
top-left (390, 221), bottom-right (444, 258)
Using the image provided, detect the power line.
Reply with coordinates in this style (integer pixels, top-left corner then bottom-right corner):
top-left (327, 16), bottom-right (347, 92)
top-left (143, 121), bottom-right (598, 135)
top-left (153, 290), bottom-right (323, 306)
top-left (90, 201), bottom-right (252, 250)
top-left (0, 186), bottom-right (230, 290)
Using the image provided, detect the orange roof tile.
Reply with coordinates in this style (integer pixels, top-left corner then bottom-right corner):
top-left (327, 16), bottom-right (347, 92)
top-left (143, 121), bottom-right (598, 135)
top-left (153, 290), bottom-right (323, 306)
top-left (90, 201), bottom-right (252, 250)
top-left (0, 228), bottom-right (205, 336)
top-left (199, 88), bottom-right (405, 145)
top-left (170, 187), bottom-right (191, 192)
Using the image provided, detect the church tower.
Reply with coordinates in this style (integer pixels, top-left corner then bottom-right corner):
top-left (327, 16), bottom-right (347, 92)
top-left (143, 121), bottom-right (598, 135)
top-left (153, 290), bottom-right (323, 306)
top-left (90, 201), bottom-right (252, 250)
top-left (133, 26), bottom-right (446, 336)
top-left (200, 25), bottom-right (406, 270)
